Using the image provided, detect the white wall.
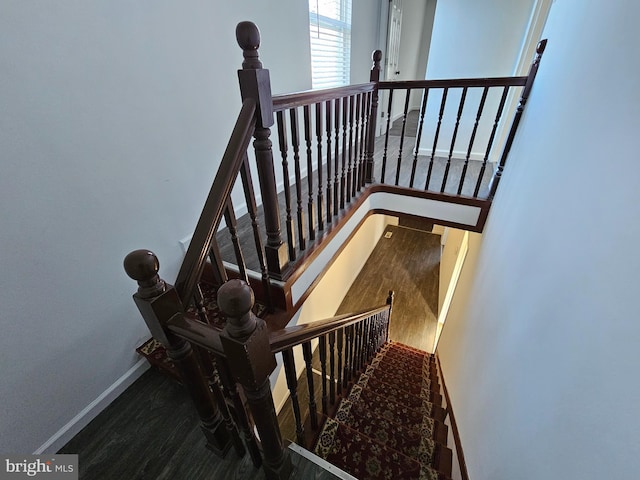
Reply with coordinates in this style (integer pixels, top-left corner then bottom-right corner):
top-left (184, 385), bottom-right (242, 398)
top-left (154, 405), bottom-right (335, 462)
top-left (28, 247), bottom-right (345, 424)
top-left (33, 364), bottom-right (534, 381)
top-left (0, 0), bottom-right (310, 454)
top-left (420, 0), bottom-right (534, 161)
top-left (436, 1), bottom-right (640, 478)
top-left (351, 0), bottom-right (385, 84)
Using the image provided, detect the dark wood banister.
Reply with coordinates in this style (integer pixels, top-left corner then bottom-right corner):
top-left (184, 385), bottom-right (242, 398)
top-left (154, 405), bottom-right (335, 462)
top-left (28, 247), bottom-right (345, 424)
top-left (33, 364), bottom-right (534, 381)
top-left (269, 304), bottom-right (389, 353)
top-left (174, 98), bottom-right (257, 306)
top-left (377, 76), bottom-right (528, 90)
top-left (164, 302), bottom-right (390, 358)
top-left (272, 82), bottom-right (376, 112)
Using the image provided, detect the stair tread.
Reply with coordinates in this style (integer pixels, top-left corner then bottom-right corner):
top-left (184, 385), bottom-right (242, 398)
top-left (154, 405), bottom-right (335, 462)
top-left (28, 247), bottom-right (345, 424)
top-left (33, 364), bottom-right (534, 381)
top-left (314, 417), bottom-right (445, 480)
top-left (311, 340), bottom-right (454, 479)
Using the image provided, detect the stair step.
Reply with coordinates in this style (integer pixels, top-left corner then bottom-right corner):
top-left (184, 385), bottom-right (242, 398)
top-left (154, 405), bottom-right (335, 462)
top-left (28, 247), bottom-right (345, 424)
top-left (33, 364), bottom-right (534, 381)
top-left (314, 417), bottom-right (448, 480)
top-left (335, 397), bottom-right (440, 464)
top-left (310, 341), bottom-right (453, 479)
top-left (356, 373), bottom-right (442, 408)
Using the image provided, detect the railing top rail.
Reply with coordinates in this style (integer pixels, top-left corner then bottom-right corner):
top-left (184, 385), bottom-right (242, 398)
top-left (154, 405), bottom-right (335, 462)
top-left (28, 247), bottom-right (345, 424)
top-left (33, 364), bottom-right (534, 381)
top-left (377, 76), bottom-right (528, 90)
top-left (174, 98), bottom-right (257, 305)
top-left (272, 82), bottom-right (376, 112)
top-left (166, 314), bottom-right (226, 357)
top-left (269, 303), bottom-right (389, 353)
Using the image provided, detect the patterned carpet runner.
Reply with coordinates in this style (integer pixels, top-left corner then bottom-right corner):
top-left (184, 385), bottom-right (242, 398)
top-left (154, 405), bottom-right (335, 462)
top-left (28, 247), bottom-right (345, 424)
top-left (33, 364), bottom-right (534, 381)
top-left (314, 341), bottom-right (452, 480)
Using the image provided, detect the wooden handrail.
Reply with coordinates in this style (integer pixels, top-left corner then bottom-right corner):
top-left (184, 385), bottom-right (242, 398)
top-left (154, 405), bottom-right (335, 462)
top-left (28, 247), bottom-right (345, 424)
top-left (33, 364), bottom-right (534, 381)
top-left (174, 98), bottom-right (257, 306)
top-left (377, 76), bottom-right (528, 90)
top-left (272, 82), bottom-right (376, 112)
top-left (269, 304), bottom-right (389, 354)
top-left (166, 314), bottom-right (226, 357)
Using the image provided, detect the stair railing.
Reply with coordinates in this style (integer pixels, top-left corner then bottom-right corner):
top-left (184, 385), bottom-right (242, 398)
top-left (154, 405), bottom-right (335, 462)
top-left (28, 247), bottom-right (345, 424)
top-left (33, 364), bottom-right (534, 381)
top-left (125, 249), bottom-right (393, 479)
top-left (373, 40), bottom-right (547, 198)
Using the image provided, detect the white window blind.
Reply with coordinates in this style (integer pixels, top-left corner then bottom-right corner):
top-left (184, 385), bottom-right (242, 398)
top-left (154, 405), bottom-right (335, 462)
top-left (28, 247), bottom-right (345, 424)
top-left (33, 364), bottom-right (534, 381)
top-left (309, 0), bottom-right (352, 89)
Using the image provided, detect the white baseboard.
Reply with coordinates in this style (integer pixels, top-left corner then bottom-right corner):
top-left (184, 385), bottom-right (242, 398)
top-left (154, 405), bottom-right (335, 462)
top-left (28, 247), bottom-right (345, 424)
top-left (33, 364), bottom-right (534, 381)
top-left (34, 358), bottom-right (150, 454)
top-left (417, 147), bottom-right (489, 162)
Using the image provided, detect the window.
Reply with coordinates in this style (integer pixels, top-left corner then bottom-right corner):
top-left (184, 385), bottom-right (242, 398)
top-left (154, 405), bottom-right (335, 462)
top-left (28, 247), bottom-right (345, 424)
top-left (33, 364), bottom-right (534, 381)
top-left (309, 0), bottom-right (352, 89)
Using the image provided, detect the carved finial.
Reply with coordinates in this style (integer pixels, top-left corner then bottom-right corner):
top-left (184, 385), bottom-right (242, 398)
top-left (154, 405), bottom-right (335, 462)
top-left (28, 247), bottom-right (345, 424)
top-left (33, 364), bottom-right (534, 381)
top-left (372, 50), bottom-right (382, 64)
top-left (218, 279), bottom-right (257, 338)
top-left (236, 21), bottom-right (263, 69)
top-left (370, 50), bottom-right (382, 82)
top-left (536, 39), bottom-right (548, 55)
top-left (124, 249), bottom-right (166, 298)
top-left (386, 290), bottom-right (395, 306)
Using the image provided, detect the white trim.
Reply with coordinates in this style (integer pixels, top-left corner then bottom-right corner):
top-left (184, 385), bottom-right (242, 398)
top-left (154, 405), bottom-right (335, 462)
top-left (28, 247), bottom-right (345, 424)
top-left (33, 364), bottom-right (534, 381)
top-left (288, 443), bottom-right (358, 479)
top-left (433, 231), bottom-right (469, 352)
top-left (34, 359), bottom-right (150, 454)
top-left (417, 147), bottom-right (487, 162)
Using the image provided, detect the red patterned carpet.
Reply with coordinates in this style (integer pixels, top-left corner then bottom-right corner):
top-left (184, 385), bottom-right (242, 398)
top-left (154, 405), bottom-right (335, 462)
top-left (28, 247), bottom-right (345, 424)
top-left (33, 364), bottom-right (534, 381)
top-left (313, 341), bottom-right (453, 480)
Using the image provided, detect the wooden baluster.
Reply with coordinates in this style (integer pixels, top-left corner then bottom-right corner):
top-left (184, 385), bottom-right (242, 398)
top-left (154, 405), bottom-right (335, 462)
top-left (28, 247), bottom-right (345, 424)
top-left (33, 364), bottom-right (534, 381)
top-left (302, 342), bottom-right (319, 430)
top-left (395, 88), bottom-right (412, 185)
top-left (282, 348), bottom-right (305, 446)
top-left (425, 87), bottom-right (449, 191)
top-left (361, 92), bottom-right (372, 188)
top-left (346, 95), bottom-right (355, 202)
top-left (474, 86), bottom-right (509, 198)
top-left (123, 250), bottom-right (232, 457)
top-left (318, 335), bottom-right (328, 415)
top-left (364, 50), bottom-right (382, 183)
top-left (328, 331), bottom-right (336, 405)
top-left (386, 290), bottom-right (394, 342)
top-left (410, 88), bottom-right (429, 188)
top-left (488, 39), bottom-right (547, 200)
top-left (303, 105), bottom-right (316, 241)
top-left (441, 87), bottom-right (468, 193)
top-left (351, 323), bottom-right (360, 376)
top-left (356, 93), bottom-right (368, 192)
top-left (380, 89), bottom-right (394, 184)
top-left (355, 322), bottom-right (363, 374)
top-left (194, 284), bottom-right (209, 323)
top-left (236, 22), bottom-right (289, 280)
top-left (333, 98), bottom-right (341, 215)
top-left (240, 155), bottom-right (273, 311)
top-left (314, 103), bottom-right (325, 231)
top-left (349, 324), bottom-right (357, 377)
top-left (214, 355), bottom-right (262, 467)
top-left (208, 236), bottom-right (228, 286)
top-left (325, 100), bottom-right (333, 223)
top-left (351, 93), bottom-right (361, 197)
top-left (223, 200), bottom-right (249, 283)
top-left (343, 325), bottom-right (352, 385)
top-left (458, 87), bottom-right (488, 195)
top-left (289, 108), bottom-right (307, 251)
top-left (336, 328), bottom-right (344, 395)
top-left (197, 349), bottom-right (246, 458)
top-left (275, 110), bottom-right (297, 261)
top-left (363, 317), bottom-right (372, 364)
top-left (218, 278), bottom-right (292, 479)
top-left (340, 96), bottom-right (348, 209)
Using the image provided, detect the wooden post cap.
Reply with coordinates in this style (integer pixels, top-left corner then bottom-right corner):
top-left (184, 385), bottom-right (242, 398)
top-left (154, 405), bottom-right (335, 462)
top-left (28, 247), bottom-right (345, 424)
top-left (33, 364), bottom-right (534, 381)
top-left (537, 39), bottom-right (548, 55)
top-left (236, 21), bottom-right (262, 69)
top-left (218, 279), bottom-right (256, 337)
top-left (372, 50), bottom-right (382, 63)
top-left (124, 249), bottom-right (166, 298)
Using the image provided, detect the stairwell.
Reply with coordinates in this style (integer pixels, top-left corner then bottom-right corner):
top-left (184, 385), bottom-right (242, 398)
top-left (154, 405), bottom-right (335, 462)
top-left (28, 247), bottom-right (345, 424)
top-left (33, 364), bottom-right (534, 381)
top-left (303, 341), bottom-right (452, 480)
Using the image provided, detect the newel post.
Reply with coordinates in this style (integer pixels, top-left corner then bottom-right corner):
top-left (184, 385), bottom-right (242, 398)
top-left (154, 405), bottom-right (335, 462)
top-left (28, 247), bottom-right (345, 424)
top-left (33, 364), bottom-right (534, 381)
top-left (236, 21), bottom-right (290, 280)
top-left (218, 279), bottom-right (292, 480)
top-left (488, 39), bottom-right (548, 200)
top-left (123, 250), bottom-right (231, 457)
top-left (364, 49), bottom-right (382, 183)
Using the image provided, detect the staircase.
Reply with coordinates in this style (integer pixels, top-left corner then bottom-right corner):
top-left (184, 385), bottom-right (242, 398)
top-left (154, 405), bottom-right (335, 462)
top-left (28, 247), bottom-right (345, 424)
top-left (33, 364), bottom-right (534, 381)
top-left (311, 341), bottom-right (452, 480)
